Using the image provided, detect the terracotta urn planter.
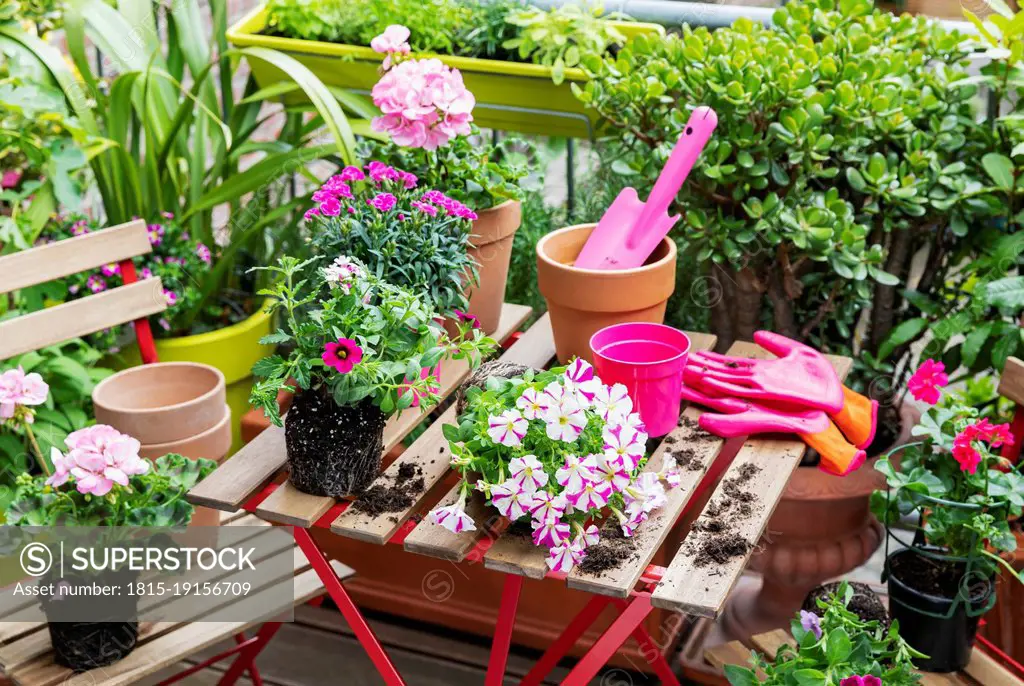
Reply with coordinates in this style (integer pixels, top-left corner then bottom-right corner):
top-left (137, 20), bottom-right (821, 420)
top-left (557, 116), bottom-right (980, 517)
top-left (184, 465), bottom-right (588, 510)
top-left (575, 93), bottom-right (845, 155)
top-left (465, 200), bottom-right (522, 334)
top-left (981, 524), bottom-right (1024, 663)
top-left (92, 362), bottom-right (231, 526)
top-left (721, 402), bottom-right (921, 642)
top-left (536, 224), bottom-right (677, 364)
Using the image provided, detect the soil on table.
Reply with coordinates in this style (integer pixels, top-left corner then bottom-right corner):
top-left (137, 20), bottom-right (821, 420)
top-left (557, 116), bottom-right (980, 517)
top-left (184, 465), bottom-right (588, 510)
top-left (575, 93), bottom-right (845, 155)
top-left (578, 525), bottom-right (639, 575)
top-left (285, 388), bottom-right (387, 498)
top-left (685, 463), bottom-right (763, 568)
top-left (802, 581), bottom-right (889, 625)
top-left (888, 550), bottom-right (985, 600)
top-left (668, 446), bottom-right (706, 472)
top-left (353, 462), bottom-right (426, 519)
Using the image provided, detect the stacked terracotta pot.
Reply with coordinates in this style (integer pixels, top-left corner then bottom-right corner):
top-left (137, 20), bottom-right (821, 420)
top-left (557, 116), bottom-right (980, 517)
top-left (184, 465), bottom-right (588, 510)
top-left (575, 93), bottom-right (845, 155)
top-left (92, 362), bottom-right (231, 526)
top-left (463, 200), bottom-right (522, 334)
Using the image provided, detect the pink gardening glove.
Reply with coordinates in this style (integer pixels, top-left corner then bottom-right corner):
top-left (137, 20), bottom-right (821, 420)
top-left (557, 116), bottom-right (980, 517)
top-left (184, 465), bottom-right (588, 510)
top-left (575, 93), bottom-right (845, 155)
top-left (684, 331), bottom-right (844, 414)
top-left (679, 385), bottom-right (831, 437)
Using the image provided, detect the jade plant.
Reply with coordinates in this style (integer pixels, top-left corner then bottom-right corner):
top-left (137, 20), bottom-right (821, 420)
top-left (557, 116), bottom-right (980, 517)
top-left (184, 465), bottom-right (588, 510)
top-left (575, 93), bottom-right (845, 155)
top-left (725, 582), bottom-right (922, 686)
top-left (432, 359), bottom-right (682, 571)
top-left (306, 163), bottom-right (478, 317)
top-left (575, 0), bottom-right (1001, 390)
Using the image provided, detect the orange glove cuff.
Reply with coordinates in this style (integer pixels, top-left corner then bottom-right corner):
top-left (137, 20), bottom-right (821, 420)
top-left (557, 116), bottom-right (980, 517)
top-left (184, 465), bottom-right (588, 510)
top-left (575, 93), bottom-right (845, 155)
top-left (800, 421), bottom-right (867, 476)
top-left (831, 385), bottom-right (878, 450)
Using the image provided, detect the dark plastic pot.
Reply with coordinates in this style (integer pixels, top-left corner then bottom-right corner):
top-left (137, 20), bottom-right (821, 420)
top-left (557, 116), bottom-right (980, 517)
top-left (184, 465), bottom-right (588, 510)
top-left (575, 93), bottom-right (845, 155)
top-left (886, 548), bottom-right (993, 672)
top-left (285, 388), bottom-right (386, 497)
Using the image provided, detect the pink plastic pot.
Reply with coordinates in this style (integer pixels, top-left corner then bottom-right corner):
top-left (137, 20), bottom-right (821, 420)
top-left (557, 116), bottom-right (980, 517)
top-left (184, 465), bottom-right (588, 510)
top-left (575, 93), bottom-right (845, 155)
top-left (399, 362), bottom-right (442, 408)
top-left (590, 322), bottom-right (691, 437)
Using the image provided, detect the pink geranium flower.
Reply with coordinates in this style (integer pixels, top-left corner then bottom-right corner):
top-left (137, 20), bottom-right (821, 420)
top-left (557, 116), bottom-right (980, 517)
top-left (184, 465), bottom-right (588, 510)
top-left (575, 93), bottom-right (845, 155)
top-left (370, 58), bottom-right (475, 150)
top-left (908, 359), bottom-right (948, 405)
top-left (322, 338), bottom-right (363, 374)
top-left (51, 424), bottom-right (149, 496)
top-left (0, 366), bottom-right (49, 421)
top-left (952, 418), bottom-right (1014, 473)
top-left (370, 24), bottom-right (411, 69)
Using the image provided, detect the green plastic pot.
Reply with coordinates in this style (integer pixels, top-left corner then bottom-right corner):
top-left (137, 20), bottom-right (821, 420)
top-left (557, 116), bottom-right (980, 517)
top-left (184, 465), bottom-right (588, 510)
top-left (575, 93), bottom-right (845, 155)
top-left (226, 4), bottom-right (664, 139)
top-left (104, 305), bottom-right (275, 455)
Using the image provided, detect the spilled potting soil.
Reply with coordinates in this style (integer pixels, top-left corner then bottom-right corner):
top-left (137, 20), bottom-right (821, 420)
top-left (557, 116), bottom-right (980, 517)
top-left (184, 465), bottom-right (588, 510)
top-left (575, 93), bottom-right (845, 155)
top-left (578, 525), bottom-right (639, 575)
top-left (352, 462), bottom-right (426, 519)
top-left (686, 463), bottom-right (762, 568)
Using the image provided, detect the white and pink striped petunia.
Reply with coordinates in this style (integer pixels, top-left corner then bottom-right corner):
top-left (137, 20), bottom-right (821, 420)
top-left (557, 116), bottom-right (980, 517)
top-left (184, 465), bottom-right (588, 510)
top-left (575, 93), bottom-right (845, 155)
top-left (592, 453), bottom-right (632, 493)
top-left (508, 454), bottom-right (549, 492)
top-left (546, 540), bottom-right (586, 573)
top-left (660, 455), bottom-right (683, 488)
top-left (487, 409), bottom-right (528, 447)
top-left (543, 398), bottom-right (587, 443)
top-left (539, 381), bottom-right (565, 409)
top-left (591, 382), bottom-right (633, 423)
top-left (555, 453), bottom-right (597, 494)
top-left (567, 478), bottom-right (612, 511)
top-left (429, 502), bottom-right (477, 534)
top-left (490, 480), bottom-right (536, 520)
top-left (515, 387), bottom-right (546, 420)
top-left (574, 523), bottom-right (600, 548)
top-left (529, 490), bottom-right (568, 523)
top-left (602, 424), bottom-right (647, 471)
top-left (624, 472), bottom-right (667, 514)
top-left (532, 518), bottom-right (570, 547)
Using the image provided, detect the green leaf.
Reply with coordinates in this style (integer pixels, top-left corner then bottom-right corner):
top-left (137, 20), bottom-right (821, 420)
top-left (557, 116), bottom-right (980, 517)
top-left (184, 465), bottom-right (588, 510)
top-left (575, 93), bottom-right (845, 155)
top-left (724, 664), bottom-right (759, 686)
top-left (877, 318), bottom-right (928, 361)
top-left (982, 153), bottom-right (1015, 189)
top-left (962, 321), bottom-right (994, 368)
top-left (985, 276), bottom-right (1024, 309)
top-left (793, 669), bottom-right (827, 686)
top-left (826, 627), bottom-right (852, 662)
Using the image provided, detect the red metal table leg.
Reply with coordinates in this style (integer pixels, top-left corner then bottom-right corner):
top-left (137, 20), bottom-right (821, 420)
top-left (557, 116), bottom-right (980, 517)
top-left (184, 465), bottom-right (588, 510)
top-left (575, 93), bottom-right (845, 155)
top-left (560, 594), bottom-right (660, 686)
top-left (216, 624), bottom-right (281, 686)
top-left (485, 574), bottom-right (525, 686)
top-left (520, 594), bottom-right (612, 686)
top-left (613, 598), bottom-right (680, 686)
top-left (293, 527), bottom-right (406, 686)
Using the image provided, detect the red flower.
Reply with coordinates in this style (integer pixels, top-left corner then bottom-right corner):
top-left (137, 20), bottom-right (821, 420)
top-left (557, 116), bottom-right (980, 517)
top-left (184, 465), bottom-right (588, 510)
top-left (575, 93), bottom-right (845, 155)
top-left (322, 338), bottom-right (363, 374)
top-left (952, 419), bottom-right (1014, 474)
top-left (907, 359), bottom-right (948, 405)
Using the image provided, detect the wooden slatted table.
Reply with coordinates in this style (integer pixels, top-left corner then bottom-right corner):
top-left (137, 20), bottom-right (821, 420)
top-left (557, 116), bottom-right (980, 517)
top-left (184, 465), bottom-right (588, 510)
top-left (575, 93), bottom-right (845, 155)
top-left (186, 305), bottom-right (855, 686)
top-left (0, 511), bottom-right (352, 686)
top-left (706, 628), bottom-right (1024, 686)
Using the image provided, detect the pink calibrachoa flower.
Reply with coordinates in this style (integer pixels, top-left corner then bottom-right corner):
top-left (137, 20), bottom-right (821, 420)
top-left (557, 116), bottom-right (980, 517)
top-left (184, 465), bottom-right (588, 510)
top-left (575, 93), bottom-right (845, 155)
top-left (543, 398), bottom-right (587, 442)
top-left (568, 478), bottom-right (611, 511)
top-left (0, 366), bottom-right (49, 422)
top-left (101, 262), bottom-right (120, 277)
top-left (490, 480), bottom-right (535, 520)
top-left (454, 309), bottom-right (480, 329)
top-left (370, 58), bottom-right (475, 150)
top-left (322, 338), bottom-right (363, 374)
top-left (368, 192), bottom-right (397, 212)
top-left (87, 275), bottom-right (106, 293)
top-left (532, 518), bottom-right (570, 547)
top-left (839, 677), bottom-right (881, 686)
top-left (603, 424), bottom-right (647, 471)
top-left (592, 383), bottom-right (632, 423)
top-left (547, 540), bottom-right (586, 573)
top-left (508, 455), bottom-right (548, 492)
top-left (516, 387), bottom-right (546, 420)
top-left (529, 490), bottom-right (567, 523)
top-left (555, 453), bottom-right (597, 493)
top-left (487, 409), bottom-right (528, 447)
top-left (908, 359), bottom-right (949, 405)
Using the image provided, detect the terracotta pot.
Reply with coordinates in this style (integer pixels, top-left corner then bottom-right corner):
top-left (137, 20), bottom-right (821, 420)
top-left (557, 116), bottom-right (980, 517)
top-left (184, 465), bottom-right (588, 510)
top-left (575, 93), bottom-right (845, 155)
top-left (92, 362), bottom-right (226, 445)
top-left (465, 200), bottom-right (521, 334)
top-left (721, 402), bottom-right (921, 642)
top-left (980, 525), bottom-right (1024, 664)
top-left (536, 224), bottom-right (677, 364)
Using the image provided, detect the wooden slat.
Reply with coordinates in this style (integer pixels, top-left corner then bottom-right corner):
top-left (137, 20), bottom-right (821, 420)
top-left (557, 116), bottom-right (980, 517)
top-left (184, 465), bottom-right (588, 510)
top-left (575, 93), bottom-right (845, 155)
top-left (0, 220), bottom-right (151, 294)
top-left (187, 416), bottom-right (287, 511)
top-left (403, 314), bottom-right (557, 561)
top-left (962, 645), bottom-right (1024, 685)
top-left (11, 563), bottom-right (338, 686)
top-left (650, 343), bottom-right (852, 618)
top-left (254, 303), bottom-right (533, 528)
top-left (0, 278), bottom-right (166, 361)
top-left (704, 640), bottom-right (755, 671)
top-left (750, 629), bottom-right (792, 659)
top-left (998, 356), bottom-right (1024, 407)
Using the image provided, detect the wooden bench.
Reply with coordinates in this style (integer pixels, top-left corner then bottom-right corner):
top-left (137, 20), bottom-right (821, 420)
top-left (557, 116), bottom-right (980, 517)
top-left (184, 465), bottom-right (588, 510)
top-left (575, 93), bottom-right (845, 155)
top-left (187, 306), bottom-right (854, 686)
top-left (706, 628), bottom-right (1024, 686)
top-left (0, 510), bottom-right (351, 686)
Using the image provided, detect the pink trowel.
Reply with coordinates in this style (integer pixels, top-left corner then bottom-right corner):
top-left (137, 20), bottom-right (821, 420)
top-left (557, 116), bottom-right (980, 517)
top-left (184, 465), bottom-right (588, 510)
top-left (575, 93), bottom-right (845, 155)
top-left (575, 106), bottom-right (718, 270)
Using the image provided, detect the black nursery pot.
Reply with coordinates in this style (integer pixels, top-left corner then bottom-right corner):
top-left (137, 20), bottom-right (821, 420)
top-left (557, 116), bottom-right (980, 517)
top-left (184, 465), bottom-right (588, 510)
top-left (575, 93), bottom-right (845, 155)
top-left (886, 548), bottom-right (993, 673)
top-left (285, 387), bottom-right (387, 497)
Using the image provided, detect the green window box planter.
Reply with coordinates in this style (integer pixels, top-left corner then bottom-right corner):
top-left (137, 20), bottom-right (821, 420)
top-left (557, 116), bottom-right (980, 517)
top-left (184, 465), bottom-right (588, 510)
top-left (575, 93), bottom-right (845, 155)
top-left (227, 4), bottom-right (663, 139)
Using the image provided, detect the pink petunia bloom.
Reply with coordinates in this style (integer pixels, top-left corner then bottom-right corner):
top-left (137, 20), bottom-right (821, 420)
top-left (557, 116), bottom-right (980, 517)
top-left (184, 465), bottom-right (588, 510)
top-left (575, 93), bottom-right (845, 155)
top-left (624, 473), bottom-right (667, 514)
top-left (487, 409), bottom-right (528, 447)
top-left (592, 383), bottom-right (633, 423)
top-left (546, 540), bottom-right (586, 573)
top-left (322, 338), bottom-right (363, 374)
top-left (564, 358), bottom-right (594, 385)
top-left (660, 455), bottom-right (684, 488)
top-left (508, 454), bottom-right (549, 492)
top-left (369, 193), bottom-right (397, 212)
top-left (908, 359), bottom-right (948, 405)
top-left (543, 398), bottom-right (587, 443)
top-left (555, 453), bottom-right (597, 493)
top-left (567, 478), bottom-right (611, 511)
top-left (429, 501), bottom-right (477, 534)
top-left (592, 453), bottom-right (631, 493)
top-left (490, 480), bottom-right (535, 520)
top-left (602, 424), bottom-right (647, 471)
top-left (575, 523), bottom-right (600, 548)
top-left (532, 518), bottom-right (570, 547)
top-left (529, 490), bottom-right (567, 524)
top-left (515, 387), bottom-right (546, 420)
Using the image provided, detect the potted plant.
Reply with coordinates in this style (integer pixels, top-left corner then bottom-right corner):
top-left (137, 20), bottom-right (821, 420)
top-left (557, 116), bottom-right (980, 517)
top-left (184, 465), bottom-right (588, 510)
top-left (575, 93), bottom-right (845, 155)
top-left (430, 358), bottom-right (681, 571)
top-left (725, 581), bottom-right (924, 686)
top-left (225, 0), bottom-right (663, 138)
top-left (871, 359), bottom-right (1024, 672)
top-left (249, 255), bottom-right (494, 497)
top-left (6, 425), bottom-right (215, 671)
